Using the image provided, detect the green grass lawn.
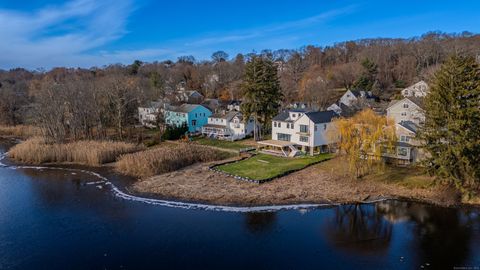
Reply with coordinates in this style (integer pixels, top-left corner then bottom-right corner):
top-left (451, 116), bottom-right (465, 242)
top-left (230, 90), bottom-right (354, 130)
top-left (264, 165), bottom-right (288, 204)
top-left (216, 153), bottom-right (333, 180)
top-left (192, 137), bottom-right (254, 151)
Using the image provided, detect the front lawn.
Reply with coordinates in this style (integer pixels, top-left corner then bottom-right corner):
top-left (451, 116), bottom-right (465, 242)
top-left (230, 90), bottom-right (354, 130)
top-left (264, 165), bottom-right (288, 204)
top-left (192, 137), bottom-right (255, 151)
top-left (216, 153), bottom-right (333, 181)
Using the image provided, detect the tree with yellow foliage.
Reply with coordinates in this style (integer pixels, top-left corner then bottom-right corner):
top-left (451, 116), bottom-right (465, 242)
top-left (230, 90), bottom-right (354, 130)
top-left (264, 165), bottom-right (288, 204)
top-left (330, 109), bottom-right (397, 179)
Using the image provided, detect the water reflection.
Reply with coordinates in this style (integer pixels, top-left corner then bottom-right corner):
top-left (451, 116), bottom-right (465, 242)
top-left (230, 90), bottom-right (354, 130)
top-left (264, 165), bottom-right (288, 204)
top-left (378, 201), bottom-right (476, 269)
top-left (325, 200), bottom-right (480, 268)
top-left (244, 212), bottom-right (277, 234)
top-left (326, 204), bottom-right (392, 254)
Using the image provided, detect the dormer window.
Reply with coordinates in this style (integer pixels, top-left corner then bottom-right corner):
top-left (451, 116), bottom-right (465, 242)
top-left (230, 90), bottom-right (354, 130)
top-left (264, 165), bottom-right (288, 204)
top-left (292, 114), bottom-right (296, 118)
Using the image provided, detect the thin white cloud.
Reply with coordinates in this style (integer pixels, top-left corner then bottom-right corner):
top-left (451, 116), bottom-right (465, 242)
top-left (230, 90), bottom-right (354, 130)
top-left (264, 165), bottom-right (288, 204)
top-left (185, 5), bottom-right (358, 47)
top-left (0, 0), bottom-right (155, 69)
top-left (0, 1), bottom-right (358, 69)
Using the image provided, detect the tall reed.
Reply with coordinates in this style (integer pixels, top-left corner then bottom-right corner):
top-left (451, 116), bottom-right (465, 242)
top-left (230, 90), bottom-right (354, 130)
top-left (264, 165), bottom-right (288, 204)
top-left (0, 125), bottom-right (41, 138)
top-left (8, 137), bottom-right (141, 166)
top-left (115, 143), bottom-right (232, 178)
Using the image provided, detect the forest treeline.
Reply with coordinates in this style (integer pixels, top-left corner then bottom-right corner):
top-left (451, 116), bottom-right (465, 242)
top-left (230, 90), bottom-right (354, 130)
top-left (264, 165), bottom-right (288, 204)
top-left (1, 32), bottom-right (479, 141)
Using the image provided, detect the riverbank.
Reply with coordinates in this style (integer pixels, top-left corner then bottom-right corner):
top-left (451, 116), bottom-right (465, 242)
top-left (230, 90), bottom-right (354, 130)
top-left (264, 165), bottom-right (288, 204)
top-left (132, 157), bottom-right (472, 207)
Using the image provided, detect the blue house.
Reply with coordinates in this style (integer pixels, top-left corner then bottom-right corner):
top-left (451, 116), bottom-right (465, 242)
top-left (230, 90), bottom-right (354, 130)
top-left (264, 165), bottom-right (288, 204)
top-left (164, 104), bottom-right (212, 133)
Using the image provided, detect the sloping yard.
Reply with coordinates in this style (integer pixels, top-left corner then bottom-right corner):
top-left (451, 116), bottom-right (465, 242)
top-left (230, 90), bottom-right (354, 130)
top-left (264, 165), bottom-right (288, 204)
top-left (216, 153), bottom-right (332, 181)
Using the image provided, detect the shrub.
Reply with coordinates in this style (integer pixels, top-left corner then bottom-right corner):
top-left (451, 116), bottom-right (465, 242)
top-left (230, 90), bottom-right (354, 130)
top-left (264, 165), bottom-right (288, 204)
top-left (8, 137), bottom-right (141, 166)
top-left (115, 143), bottom-right (233, 178)
top-left (161, 123), bottom-right (188, 140)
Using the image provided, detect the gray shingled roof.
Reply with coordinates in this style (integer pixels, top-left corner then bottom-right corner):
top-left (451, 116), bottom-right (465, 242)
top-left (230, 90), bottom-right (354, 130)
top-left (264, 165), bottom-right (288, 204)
top-left (305, 110), bottom-right (338, 124)
top-left (272, 111), bottom-right (291, 122)
top-left (388, 97), bottom-right (425, 110)
top-left (398, 121), bottom-right (419, 133)
top-left (167, 104), bottom-right (209, 113)
top-left (210, 111), bottom-right (240, 121)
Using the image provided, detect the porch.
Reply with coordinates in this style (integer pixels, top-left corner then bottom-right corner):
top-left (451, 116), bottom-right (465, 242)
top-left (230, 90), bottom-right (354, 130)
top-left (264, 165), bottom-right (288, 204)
top-left (257, 140), bottom-right (299, 157)
top-left (201, 124), bottom-right (234, 140)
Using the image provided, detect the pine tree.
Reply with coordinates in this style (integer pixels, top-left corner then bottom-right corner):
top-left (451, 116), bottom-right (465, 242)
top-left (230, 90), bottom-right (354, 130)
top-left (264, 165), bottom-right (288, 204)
top-left (353, 58), bottom-right (378, 91)
top-left (420, 55), bottom-right (480, 190)
top-left (241, 56), bottom-right (282, 140)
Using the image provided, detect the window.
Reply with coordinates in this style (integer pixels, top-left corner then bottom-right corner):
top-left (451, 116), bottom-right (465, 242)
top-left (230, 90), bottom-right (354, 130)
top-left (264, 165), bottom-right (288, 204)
top-left (400, 135), bottom-right (411, 142)
top-left (397, 147), bottom-right (408, 157)
top-left (299, 125), bottom-right (309, 133)
top-left (277, 133), bottom-right (291, 141)
top-left (403, 103), bottom-right (409, 108)
top-left (273, 122), bottom-right (277, 128)
top-left (286, 123), bottom-right (290, 129)
top-left (192, 120), bottom-right (197, 126)
top-left (292, 113), bottom-right (296, 118)
top-left (299, 136), bottom-right (309, 143)
top-left (401, 112), bottom-right (407, 116)
top-left (195, 113), bottom-right (197, 117)
top-left (324, 124), bottom-right (327, 130)
top-left (314, 125), bottom-right (317, 132)
top-left (278, 122), bottom-right (281, 128)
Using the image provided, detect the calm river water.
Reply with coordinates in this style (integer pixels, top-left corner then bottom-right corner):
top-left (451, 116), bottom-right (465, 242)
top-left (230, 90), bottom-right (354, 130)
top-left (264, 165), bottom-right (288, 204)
top-left (0, 140), bottom-right (479, 270)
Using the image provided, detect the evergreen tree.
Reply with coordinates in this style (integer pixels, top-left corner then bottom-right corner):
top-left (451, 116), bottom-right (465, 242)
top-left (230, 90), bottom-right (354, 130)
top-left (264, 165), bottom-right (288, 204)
top-left (353, 58), bottom-right (378, 91)
top-left (420, 55), bottom-right (480, 190)
top-left (241, 55), bottom-right (282, 140)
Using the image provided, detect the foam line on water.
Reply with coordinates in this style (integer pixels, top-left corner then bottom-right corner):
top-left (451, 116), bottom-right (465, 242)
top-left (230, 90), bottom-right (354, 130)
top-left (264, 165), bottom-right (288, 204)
top-left (0, 155), bottom-right (384, 212)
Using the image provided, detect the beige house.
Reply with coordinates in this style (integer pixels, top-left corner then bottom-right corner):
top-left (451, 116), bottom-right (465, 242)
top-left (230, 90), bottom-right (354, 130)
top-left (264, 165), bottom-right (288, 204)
top-left (386, 97), bottom-right (425, 125)
top-left (386, 97), bottom-right (427, 165)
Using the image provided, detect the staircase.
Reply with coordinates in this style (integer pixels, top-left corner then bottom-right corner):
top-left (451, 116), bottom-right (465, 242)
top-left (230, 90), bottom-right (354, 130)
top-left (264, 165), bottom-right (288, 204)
top-left (288, 145), bottom-right (299, 157)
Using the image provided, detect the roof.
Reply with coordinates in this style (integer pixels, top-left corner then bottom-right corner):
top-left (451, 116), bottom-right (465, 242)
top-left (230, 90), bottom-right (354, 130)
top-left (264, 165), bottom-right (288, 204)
top-left (166, 104), bottom-right (209, 113)
top-left (210, 111), bottom-right (240, 121)
top-left (228, 100), bottom-right (241, 105)
top-left (272, 111), bottom-right (291, 122)
top-left (349, 89), bottom-right (377, 99)
top-left (398, 121), bottom-right (419, 133)
top-left (388, 97), bottom-right (425, 110)
top-left (304, 110), bottom-right (338, 124)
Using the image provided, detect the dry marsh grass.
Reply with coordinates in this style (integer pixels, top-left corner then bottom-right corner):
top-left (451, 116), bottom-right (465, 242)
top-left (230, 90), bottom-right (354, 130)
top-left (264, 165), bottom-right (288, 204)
top-left (0, 125), bottom-right (41, 138)
top-left (8, 137), bottom-right (141, 166)
top-left (115, 143), bottom-right (233, 178)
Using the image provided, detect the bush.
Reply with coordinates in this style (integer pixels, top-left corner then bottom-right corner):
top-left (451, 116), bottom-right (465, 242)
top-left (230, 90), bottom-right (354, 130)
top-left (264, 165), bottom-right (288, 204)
top-left (161, 123), bottom-right (188, 140)
top-left (115, 143), bottom-right (233, 178)
top-left (8, 137), bottom-right (142, 166)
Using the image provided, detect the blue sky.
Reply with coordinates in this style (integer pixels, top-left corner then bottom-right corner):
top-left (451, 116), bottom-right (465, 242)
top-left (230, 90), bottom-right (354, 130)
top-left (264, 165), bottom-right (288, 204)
top-left (0, 0), bottom-right (479, 69)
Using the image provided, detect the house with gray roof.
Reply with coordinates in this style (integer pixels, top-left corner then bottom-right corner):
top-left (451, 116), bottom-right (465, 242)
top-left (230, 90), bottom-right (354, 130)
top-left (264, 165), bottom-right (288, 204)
top-left (384, 97), bottom-right (427, 165)
top-left (201, 111), bottom-right (256, 141)
top-left (138, 100), bottom-right (168, 128)
top-left (258, 110), bottom-right (339, 156)
top-left (164, 104), bottom-right (212, 133)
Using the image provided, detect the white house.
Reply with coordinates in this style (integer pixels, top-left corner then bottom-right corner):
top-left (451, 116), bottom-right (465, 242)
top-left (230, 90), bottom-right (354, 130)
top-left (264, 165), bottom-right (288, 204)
top-left (138, 101), bottom-right (165, 128)
top-left (201, 111), bottom-right (256, 141)
top-left (258, 110), bottom-right (338, 156)
top-left (386, 97), bottom-right (425, 125)
top-left (401, 81), bottom-right (429, 98)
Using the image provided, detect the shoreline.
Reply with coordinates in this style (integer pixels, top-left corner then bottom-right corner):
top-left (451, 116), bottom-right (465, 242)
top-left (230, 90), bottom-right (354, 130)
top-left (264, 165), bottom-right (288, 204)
top-left (2, 137), bottom-right (479, 209)
top-left (131, 159), bottom-right (479, 208)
